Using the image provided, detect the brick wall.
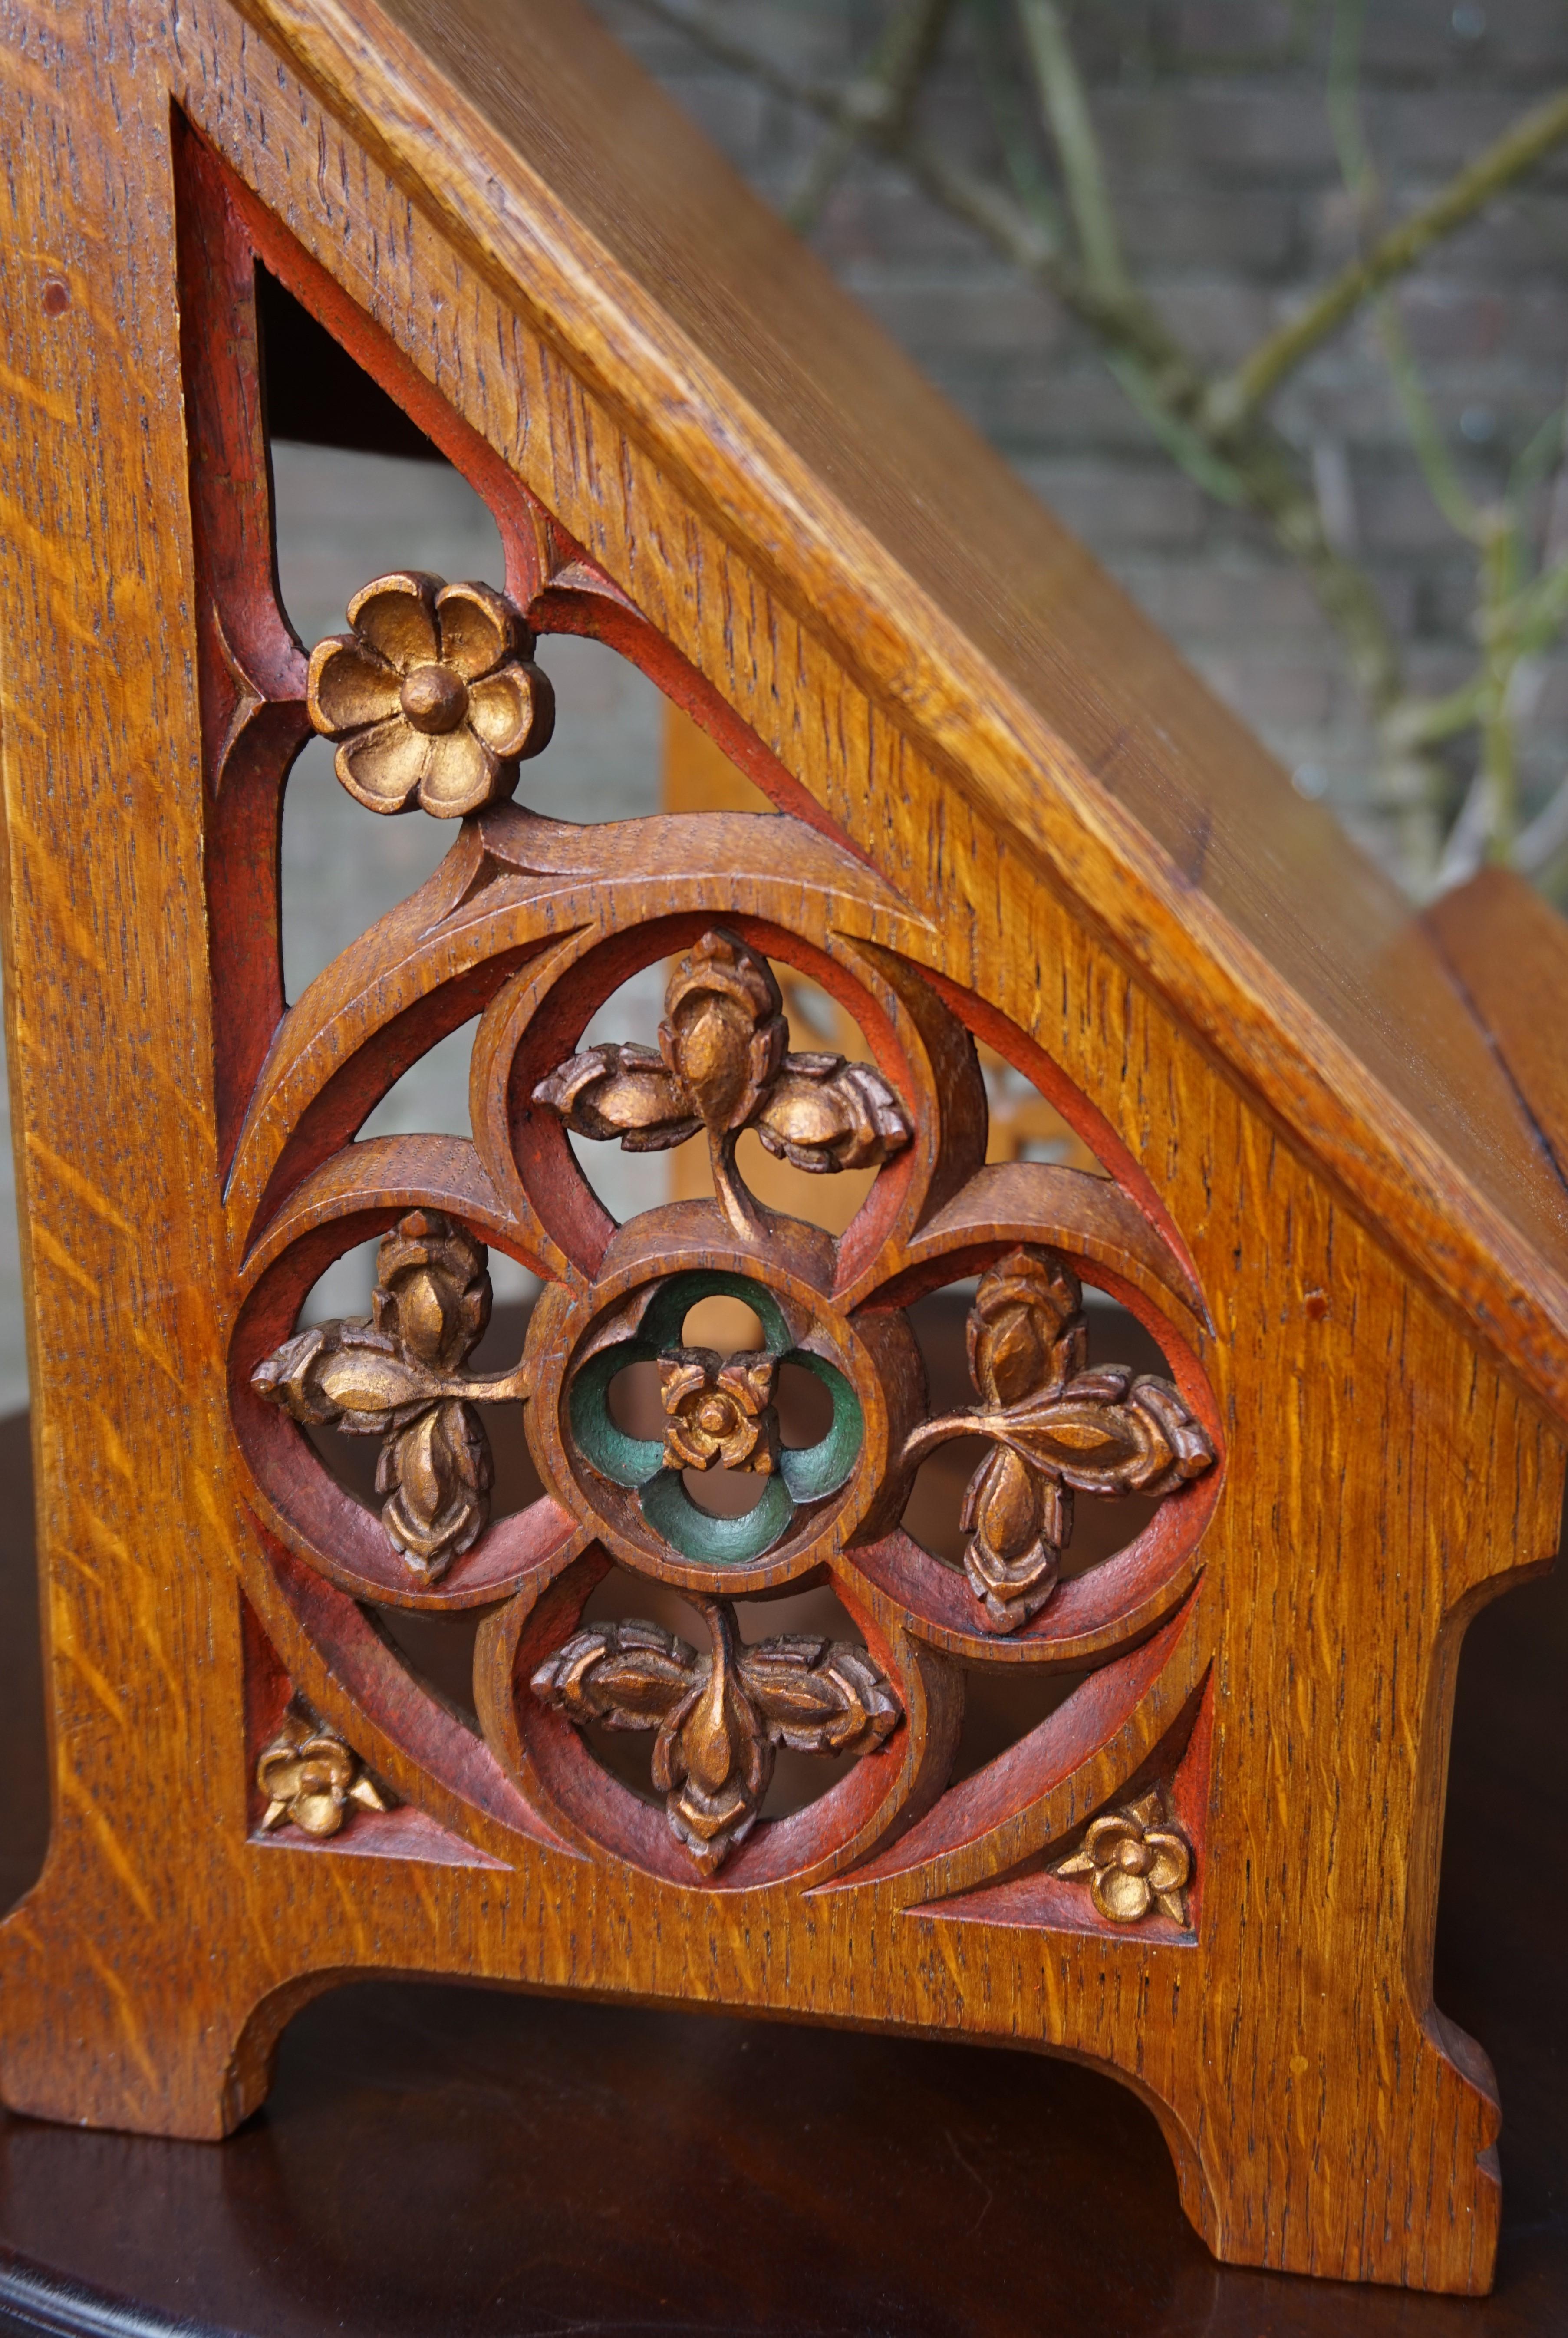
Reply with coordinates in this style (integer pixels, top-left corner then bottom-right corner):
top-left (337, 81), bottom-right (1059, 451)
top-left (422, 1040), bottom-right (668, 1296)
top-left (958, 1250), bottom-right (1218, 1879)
top-left (587, 0), bottom-right (1568, 854)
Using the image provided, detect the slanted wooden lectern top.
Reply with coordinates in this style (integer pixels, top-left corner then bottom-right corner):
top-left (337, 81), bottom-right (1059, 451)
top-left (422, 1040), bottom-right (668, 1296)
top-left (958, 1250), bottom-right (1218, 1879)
top-left (1, 0), bottom-right (1565, 2298)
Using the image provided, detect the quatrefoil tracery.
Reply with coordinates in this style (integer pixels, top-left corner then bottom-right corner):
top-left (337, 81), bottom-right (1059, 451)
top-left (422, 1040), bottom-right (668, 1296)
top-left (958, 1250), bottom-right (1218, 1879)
top-left (233, 567), bottom-right (1222, 1888)
top-left (535, 925), bottom-right (912, 1241)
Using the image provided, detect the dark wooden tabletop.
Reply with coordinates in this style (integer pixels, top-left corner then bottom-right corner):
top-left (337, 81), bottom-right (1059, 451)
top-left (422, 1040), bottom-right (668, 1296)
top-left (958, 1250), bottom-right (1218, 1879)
top-left (0, 1397), bottom-right (1562, 2338)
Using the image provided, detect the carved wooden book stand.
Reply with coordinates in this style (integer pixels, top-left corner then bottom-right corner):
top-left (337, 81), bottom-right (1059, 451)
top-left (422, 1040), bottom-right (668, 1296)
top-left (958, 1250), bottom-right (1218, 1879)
top-left (2, 0), bottom-right (1565, 2299)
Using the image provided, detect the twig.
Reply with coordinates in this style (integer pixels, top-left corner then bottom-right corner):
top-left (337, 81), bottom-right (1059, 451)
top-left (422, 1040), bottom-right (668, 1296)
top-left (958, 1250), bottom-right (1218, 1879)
top-left (616, 0), bottom-right (841, 112)
top-left (1015, 0), bottom-right (1128, 296)
top-left (1512, 771), bottom-right (1568, 877)
top-left (789, 0), bottom-right (958, 231)
top-left (1375, 301), bottom-right (1483, 543)
top-left (615, 0), bottom-right (1499, 864)
top-left (1213, 86), bottom-right (1568, 426)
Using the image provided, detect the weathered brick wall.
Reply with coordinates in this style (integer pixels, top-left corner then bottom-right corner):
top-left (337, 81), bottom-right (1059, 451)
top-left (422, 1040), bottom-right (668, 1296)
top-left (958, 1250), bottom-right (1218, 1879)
top-left (588, 0), bottom-right (1568, 851)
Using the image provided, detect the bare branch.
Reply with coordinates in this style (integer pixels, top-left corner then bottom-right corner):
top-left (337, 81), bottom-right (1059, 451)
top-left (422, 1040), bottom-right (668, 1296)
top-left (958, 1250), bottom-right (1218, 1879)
top-left (789, 0), bottom-right (958, 231)
top-left (1382, 676), bottom-right (1486, 753)
top-left (1512, 772), bottom-right (1568, 877)
top-left (1015, 0), bottom-right (1128, 296)
top-left (1375, 302), bottom-right (1485, 544)
top-left (615, 0), bottom-right (843, 111)
top-left (619, 0), bottom-right (1416, 792)
top-left (1214, 86), bottom-right (1568, 426)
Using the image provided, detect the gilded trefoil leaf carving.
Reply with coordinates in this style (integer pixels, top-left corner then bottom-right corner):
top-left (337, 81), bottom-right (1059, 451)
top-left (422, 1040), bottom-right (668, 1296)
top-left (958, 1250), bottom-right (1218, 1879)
top-left (532, 927), bottom-right (911, 1240)
top-left (530, 1599), bottom-right (900, 1873)
top-left (902, 1248), bottom-right (1216, 1632)
top-left (252, 1211), bottom-right (529, 1580)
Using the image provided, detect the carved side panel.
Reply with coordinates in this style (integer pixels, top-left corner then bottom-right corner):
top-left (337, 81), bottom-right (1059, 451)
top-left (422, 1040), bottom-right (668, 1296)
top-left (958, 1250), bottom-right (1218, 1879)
top-left (1, 52), bottom-right (1550, 2305)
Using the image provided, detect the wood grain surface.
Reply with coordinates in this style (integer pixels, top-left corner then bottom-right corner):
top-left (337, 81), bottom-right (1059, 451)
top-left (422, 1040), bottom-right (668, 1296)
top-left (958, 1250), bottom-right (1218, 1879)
top-left (0, 1404), bottom-right (1564, 2338)
top-left (1429, 867), bottom-right (1568, 1194)
top-left (232, 0), bottom-right (1568, 1422)
top-left (0, 0), bottom-right (1562, 2303)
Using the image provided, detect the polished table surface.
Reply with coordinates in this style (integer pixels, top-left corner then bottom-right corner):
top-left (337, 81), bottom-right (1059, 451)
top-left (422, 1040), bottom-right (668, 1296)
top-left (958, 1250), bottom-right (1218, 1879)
top-left (0, 1403), bottom-right (1563, 2338)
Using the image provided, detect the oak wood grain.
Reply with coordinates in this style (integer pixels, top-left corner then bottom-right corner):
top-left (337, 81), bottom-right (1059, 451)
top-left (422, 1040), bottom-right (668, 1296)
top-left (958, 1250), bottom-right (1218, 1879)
top-left (1428, 867), bottom-right (1568, 1195)
top-left (0, 1407), bottom-right (1565, 2336)
top-left (0, 0), bottom-right (1562, 2303)
top-left (228, 0), bottom-right (1568, 1425)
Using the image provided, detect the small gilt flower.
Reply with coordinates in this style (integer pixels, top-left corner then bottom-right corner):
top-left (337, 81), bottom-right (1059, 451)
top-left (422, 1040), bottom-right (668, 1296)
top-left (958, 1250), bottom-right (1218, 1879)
top-left (1056, 1790), bottom-right (1192, 1924)
top-left (306, 570), bottom-right (554, 817)
top-left (658, 1347), bottom-right (779, 1474)
top-left (257, 1703), bottom-right (389, 1839)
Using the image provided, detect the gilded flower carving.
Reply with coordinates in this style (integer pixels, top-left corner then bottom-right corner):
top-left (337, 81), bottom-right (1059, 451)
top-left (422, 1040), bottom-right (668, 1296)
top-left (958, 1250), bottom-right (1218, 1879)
top-left (257, 1701), bottom-right (390, 1839)
top-left (902, 1248), bottom-right (1216, 1632)
top-left (252, 1211), bottom-right (528, 1580)
top-left (658, 1347), bottom-right (779, 1474)
top-left (1055, 1790), bottom-right (1192, 1925)
top-left (531, 1600), bottom-right (900, 1872)
top-left (307, 570), bottom-right (554, 816)
top-left (533, 927), bottom-right (911, 1240)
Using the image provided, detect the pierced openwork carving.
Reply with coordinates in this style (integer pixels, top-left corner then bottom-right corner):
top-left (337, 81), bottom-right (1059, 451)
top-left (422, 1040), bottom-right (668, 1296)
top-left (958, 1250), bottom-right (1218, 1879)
top-left (534, 927), bottom-right (911, 1240)
top-left (902, 1251), bottom-right (1216, 1632)
top-left (227, 560), bottom-right (1222, 1902)
top-left (253, 1210), bottom-right (527, 1580)
top-left (531, 1600), bottom-right (900, 1873)
top-left (306, 570), bottom-right (554, 815)
top-left (257, 1699), bottom-right (391, 1838)
top-left (1054, 1788), bottom-right (1192, 1926)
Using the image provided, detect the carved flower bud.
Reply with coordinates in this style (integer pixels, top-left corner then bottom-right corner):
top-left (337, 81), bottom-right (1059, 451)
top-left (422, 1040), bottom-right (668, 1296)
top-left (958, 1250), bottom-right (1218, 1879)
top-left (960, 1445), bottom-right (1066, 1628)
top-left (1126, 1375), bottom-right (1216, 1494)
top-left (376, 1396), bottom-right (492, 1571)
top-left (752, 1053), bottom-right (911, 1173)
top-left (968, 1248), bottom-right (1086, 1408)
top-left (658, 1347), bottom-right (779, 1474)
top-left (659, 929), bottom-right (787, 1131)
top-left (372, 1210), bottom-right (491, 1372)
top-left (251, 1320), bottom-right (444, 1434)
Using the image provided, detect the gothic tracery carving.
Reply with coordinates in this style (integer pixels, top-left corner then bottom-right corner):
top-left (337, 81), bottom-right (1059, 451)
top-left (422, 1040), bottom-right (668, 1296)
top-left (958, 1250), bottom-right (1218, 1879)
top-left (900, 1251), bottom-right (1216, 1631)
top-left (232, 566), bottom-right (1220, 1903)
top-left (533, 927), bottom-right (910, 1240)
top-left (530, 1600), bottom-right (900, 1873)
top-left (253, 1210), bottom-right (528, 1580)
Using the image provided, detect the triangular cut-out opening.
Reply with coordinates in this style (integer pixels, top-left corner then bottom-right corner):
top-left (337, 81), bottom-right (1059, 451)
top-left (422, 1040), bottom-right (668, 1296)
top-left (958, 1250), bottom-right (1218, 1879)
top-left (241, 1592), bottom-right (488, 1860)
top-left (258, 267), bottom-right (448, 465)
top-left (371, 1606), bottom-right (487, 1737)
top-left (949, 1662), bottom-right (1089, 1788)
top-left (261, 264), bottom-right (665, 1011)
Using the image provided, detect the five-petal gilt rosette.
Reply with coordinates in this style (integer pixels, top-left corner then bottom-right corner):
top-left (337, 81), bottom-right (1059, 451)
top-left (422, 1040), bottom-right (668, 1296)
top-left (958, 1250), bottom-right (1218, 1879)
top-left (228, 568), bottom-right (1222, 1903)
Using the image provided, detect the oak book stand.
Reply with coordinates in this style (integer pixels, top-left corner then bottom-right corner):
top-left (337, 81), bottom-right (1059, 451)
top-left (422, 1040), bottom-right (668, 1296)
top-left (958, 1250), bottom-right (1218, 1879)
top-left (1, 0), bottom-right (1565, 2303)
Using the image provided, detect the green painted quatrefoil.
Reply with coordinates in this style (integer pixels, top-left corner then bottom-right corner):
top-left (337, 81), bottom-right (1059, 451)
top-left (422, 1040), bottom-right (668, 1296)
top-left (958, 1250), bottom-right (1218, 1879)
top-left (568, 1271), bottom-right (862, 1566)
